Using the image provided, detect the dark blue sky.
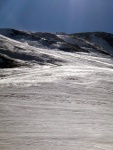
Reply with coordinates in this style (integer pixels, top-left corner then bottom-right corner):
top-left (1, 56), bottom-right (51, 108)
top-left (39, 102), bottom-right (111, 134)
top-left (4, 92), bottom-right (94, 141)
top-left (0, 0), bottom-right (113, 33)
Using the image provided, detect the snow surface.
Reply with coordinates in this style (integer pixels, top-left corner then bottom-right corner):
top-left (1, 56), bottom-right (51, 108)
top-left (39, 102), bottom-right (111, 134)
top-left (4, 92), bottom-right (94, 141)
top-left (0, 30), bottom-right (113, 150)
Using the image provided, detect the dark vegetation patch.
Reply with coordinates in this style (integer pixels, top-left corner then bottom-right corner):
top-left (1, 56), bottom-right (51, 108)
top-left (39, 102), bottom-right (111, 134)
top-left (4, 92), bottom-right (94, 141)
top-left (0, 47), bottom-right (65, 66)
top-left (0, 54), bottom-right (25, 68)
top-left (58, 43), bottom-right (88, 53)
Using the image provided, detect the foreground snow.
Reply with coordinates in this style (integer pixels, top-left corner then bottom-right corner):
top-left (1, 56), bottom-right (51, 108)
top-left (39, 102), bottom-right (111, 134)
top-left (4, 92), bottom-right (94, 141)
top-left (0, 81), bottom-right (113, 150)
top-left (0, 29), bottom-right (113, 150)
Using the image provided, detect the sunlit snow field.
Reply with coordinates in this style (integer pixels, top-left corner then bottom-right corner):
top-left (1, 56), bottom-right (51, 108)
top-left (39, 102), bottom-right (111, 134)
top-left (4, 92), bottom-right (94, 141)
top-left (0, 30), bottom-right (113, 150)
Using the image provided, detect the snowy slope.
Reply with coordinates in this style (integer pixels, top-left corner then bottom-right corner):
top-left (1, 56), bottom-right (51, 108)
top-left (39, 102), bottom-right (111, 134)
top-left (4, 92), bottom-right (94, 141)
top-left (0, 29), bottom-right (113, 150)
top-left (0, 28), bottom-right (87, 52)
top-left (58, 32), bottom-right (113, 56)
top-left (0, 29), bottom-right (113, 87)
top-left (0, 30), bottom-right (113, 86)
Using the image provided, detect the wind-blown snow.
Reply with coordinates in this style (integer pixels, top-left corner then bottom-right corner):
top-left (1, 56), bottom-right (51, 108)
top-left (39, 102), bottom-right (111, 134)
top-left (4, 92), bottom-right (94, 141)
top-left (0, 29), bottom-right (113, 150)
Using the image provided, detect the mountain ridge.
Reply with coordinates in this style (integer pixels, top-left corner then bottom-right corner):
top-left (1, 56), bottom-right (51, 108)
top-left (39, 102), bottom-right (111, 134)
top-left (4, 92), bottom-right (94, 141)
top-left (0, 28), bottom-right (113, 69)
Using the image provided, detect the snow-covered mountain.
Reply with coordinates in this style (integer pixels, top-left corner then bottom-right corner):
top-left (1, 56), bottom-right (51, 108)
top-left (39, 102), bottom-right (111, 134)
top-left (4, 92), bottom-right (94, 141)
top-left (0, 28), bottom-right (113, 86)
top-left (0, 28), bottom-right (113, 67)
top-left (0, 29), bottom-right (113, 150)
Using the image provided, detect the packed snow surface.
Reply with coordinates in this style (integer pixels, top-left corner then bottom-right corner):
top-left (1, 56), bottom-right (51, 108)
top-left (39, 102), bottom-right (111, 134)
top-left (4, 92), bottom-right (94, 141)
top-left (0, 29), bottom-right (113, 150)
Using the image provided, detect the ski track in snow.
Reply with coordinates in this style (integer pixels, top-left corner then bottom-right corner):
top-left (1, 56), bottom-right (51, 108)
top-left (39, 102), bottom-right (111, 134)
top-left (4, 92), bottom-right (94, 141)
top-left (0, 31), bottom-right (113, 150)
